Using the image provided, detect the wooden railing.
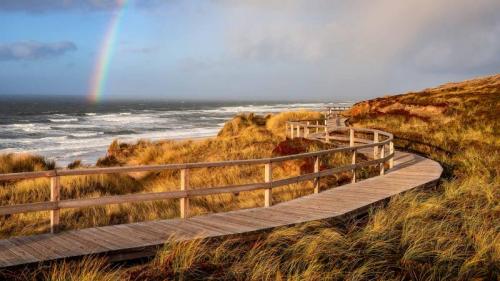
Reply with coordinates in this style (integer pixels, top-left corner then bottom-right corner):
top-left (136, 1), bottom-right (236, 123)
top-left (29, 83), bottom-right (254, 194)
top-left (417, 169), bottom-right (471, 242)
top-left (324, 105), bottom-right (352, 119)
top-left (0, 121), bottom-right (393, 234)
top-left (325, 105), bottom-right (351, 112)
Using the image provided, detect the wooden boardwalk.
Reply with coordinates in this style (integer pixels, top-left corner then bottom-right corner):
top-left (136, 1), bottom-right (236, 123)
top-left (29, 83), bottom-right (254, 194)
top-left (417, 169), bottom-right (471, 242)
top-left (0, 149), bottom-right (442, 268)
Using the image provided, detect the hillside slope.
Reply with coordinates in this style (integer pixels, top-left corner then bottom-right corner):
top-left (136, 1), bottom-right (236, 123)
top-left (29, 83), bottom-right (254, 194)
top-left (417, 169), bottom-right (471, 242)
top-left (2, 75), bottom-right (498, 280)
top-left (116, 74), bottom-right (499, 280)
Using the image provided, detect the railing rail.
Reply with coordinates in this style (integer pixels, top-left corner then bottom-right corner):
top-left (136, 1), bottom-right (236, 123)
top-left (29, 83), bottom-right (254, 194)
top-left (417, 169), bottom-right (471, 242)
top-left (0, 120), bottom-right (394, 234)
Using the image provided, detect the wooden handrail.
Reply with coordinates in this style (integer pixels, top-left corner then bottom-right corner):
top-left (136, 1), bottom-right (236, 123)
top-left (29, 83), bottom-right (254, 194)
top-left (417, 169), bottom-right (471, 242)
top-left (0, 143), bottom-right (391, 181)
top-left (0, 153), bottom-right (394, 216)
top-left (0, 122), bottom-right (394, 234)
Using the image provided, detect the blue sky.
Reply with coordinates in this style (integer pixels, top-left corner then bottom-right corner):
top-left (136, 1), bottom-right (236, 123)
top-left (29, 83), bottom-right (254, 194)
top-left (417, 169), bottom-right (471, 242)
top-left (0, 0), bottom-right (499, 101)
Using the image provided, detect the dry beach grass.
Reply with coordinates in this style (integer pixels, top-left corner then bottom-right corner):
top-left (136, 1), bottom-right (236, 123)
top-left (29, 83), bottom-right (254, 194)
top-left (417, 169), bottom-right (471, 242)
top-left (1, 74), bottom-right (499, 280)
top-left (1, 110), bottom-right (359, 238)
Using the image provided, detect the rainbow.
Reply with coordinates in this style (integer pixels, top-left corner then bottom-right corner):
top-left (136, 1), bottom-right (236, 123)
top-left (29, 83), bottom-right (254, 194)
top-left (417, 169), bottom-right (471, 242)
top-left (88, 0), bottom-right (130, 103)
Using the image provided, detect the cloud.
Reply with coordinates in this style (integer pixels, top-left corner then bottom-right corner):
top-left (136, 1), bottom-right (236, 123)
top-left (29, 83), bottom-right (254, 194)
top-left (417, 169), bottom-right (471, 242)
top-left (0, 0), bottom-right (166, 13)
top-left (411, 19), bottom-right (500, 74)
top-left (0, 41), bottom-right (77, 61)
top-left (217, 0), bottom-right (500, 78)
top-left (0, 0), bottom-right (118, 12)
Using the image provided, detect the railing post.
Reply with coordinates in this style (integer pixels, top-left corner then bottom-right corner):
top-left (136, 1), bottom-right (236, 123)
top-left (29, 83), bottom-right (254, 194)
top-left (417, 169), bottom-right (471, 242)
top-left (290, 124), bottom-right (294, 139)
top-left (349, 128), bottom-right (355, 147)
top-left (373, 132), bottom-right (379, 159)
top-left (316, 120), bottom-right (319, 133)
top-left (352, 149), bottom-right (357, 183)
top-left (380, 144), bottom-right (385, 175)
top-left (305, 121), bottom-right (310, 138)
top-left (314, 156), bottom-right (320, 193)
top-left (285, 123), bottom-right (288, 138)
top-left (264, 163), bottom-right (272, 207)
top-left (324, 124), bottom-right (329, 143)
top-left (50, 174), bottom-right (60, 234)
top-left (389, 141), bottom-right (394, 169)
top-left (180, 169), bottom-right (189, 218)
top-left (350, 129), bottom-right (356, 183)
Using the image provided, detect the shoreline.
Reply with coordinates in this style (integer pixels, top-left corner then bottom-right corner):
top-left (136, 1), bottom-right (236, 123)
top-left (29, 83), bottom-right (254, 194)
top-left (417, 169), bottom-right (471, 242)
top-left (1, 102), bottom-right (331, 167)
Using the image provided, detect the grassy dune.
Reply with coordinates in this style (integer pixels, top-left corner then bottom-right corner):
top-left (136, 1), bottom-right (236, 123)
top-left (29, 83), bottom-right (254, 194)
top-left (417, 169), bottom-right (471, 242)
top-left (1, 110), bottom-right (365, 238)
top-left (114, 74), bottom-right (498, 281)
top-left (2, 74), bottom-right (499, 280)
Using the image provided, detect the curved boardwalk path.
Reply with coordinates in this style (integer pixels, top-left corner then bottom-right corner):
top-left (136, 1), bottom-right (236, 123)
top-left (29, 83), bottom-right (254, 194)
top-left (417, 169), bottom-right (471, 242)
top-left (0, 120), bottom-right (442, 268)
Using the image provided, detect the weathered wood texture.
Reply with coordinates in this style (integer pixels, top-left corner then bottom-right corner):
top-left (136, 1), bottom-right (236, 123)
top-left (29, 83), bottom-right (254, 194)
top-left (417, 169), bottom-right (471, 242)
top-left (0, 149), bottom-right (442, 268)
top-left (0, 125), bottom-right (392, 218)
top-left (0, 115), bottom-right (442, 268)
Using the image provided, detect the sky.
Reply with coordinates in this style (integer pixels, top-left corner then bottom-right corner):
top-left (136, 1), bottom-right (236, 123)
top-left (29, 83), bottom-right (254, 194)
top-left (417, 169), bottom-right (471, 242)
top-left (0, 0), bottom-right (499, 102)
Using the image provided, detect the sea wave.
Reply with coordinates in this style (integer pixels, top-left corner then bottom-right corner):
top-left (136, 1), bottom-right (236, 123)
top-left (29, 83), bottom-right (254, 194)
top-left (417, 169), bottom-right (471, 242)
top-left (49, 118), bottom-right (79, 123)
top-left (87, 113), bottom-right (164, 123)
top-left (1, 123), bottom-right (52, 133)
top-left (1, 101), bottom-right (334, 165)
top-left (70, 132), bottom-right (104, 138)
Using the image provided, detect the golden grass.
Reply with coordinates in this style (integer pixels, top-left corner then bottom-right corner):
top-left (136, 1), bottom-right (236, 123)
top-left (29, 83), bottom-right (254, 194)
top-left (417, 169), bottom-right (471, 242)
top-left (2, 73), bottom-right (499, 281)
top-left (0, 110), bottom-right (357, 239)
top-left (0, 153), bottom-right (54, 174)
top-left (114, 74), bottom-right (498, 280)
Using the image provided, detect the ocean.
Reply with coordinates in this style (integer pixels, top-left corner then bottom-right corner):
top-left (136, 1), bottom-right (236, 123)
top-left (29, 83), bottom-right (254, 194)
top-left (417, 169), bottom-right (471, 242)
top-left (0, 97), bottom-right (334, 166)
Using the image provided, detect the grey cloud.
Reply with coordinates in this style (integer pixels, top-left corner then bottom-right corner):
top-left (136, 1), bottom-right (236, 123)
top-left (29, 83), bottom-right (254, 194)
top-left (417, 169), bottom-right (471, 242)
top-left (0, 0), bottom-right (166, 12)
top-left (413, 29), bottom-right (500, 73)
top-left (221, 0), bottom-right (500, 75)
top-left (0, 0), bottom-right (118, 12)
top-left (410, 16), bottom-right (500, 74)
top-left (0, 41), bottom-right (77, 61)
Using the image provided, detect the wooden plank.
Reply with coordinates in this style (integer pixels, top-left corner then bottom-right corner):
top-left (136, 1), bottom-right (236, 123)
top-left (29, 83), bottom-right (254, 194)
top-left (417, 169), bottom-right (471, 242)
top-left (29, 235), bottom-right (83, 259)
top-left (123, 223), bottom-right (175, 243)
top-left (228, 212), bottom-right (288, 226)
top-left (235, 208), bottom-right (293, 224)
top-left (9, 234), bottom-right (58, 261)
top-left (0, 122), bottom-right (445, 268)
top-left (182, 218), bottom-right (236, 235)
top-left (98, 225), bottom-right (155, 246)
top-left (77, 228), bottom-right (134, 250)
top-left (147, 220), bottom-right (204, 237)
top-left (193, 216), bottom-right (256, 233)
top-left (211, 213), bottom-right (273, 230)
top-left (58, 231), bottom-right (114, 254)
top-left (0, 239), bottom-right (39, 265)
top-left (53, 232), bottom-right (106, 254)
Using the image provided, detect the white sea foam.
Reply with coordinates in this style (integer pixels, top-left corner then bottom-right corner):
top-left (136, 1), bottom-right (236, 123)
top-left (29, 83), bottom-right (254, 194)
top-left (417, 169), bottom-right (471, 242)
top-left (1, 123), bottom-right (52, 133)
top-left (70, 132), bottom-right (104, 138)
top-left (39, 136), bottom-right (68, 142)
top-left (88, 113), bottom-right (164, 123)
top-left (2, 102), bottom-right (335, 166)
top-left (51, 124), bottom-right (98, 129)
top-left (49, 118), bottom-right (79, 122)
